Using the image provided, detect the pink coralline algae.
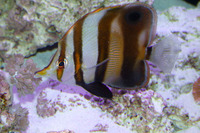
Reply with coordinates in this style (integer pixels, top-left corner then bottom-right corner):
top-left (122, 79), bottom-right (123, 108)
top-left (0, 54), bottom-right (41, 132)
top-left (4, 54), bottom-right (41, 96)
top-left (7, 5), bottom-right (33, 34)
top-left (0, 104), bottom-right (29, 132)
top-left (192, 77), bottom-right (200, 105)
top-left (0, 70), bottom-right (12, 110)
top-left (36, 89), bottom-right (66, 118)
top-left (0, 60), bottom-right (31, 132)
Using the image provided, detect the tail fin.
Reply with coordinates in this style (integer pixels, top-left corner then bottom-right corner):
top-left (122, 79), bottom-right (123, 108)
top-left (149, 34), bottom-right (181, 73)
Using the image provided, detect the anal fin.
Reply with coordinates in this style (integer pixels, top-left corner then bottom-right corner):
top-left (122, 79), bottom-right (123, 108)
top-left (81, 82), bottom-right (113, 99)
top-left (112, 60), bottom-right (149, 89)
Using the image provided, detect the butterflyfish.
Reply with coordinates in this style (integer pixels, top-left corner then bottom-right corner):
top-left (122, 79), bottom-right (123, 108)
top-left (35, 3), bottom-right (180, 99)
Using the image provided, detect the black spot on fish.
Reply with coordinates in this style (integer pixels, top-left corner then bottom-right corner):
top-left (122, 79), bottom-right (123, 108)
top-left (125, 11), bottom-right (141, 24)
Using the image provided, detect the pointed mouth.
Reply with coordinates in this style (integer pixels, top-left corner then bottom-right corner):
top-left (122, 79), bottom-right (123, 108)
top-left (57, 68), bottom-right (64, 81)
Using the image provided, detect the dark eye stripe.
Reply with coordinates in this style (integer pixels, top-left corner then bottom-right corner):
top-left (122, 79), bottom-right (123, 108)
top-left (119, 4), bottom-right (155, 87)
top-left (59, 61), bottom-right (64, 67)
top-left (57, 38), bottom-right (67, 81)
top-left (73, 16), bottom-right (86, 85)
top-left (94, 9), bottom-right (120, 82)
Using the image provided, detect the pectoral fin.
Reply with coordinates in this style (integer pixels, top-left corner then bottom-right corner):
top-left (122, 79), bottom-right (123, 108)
top-left (82, 58), bottom-right (109, 70)
top-left (149, 34), bottom-right (181, 73)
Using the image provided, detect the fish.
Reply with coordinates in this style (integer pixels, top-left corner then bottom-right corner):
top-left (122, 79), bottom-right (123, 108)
top-left (35, 2), bottom-right (180, 99)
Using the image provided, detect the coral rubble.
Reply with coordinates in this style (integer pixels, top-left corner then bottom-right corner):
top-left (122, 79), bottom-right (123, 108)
top-left (0, 54), bottom-right (41, 132)
top-left (36, 89), bottom-right (66, 118)
top-left (0, 71), bottom-right (12, 111)
top-left (193, 77), bottom-right (200, 105)
top-left (0, 104), bottom-right (29, 132)
top-left (4, 54), bottom-right (41, 96)
top-left (149, 2), bottom-right (200, 98)
top-left (90, 90), bottom-right (193, 132)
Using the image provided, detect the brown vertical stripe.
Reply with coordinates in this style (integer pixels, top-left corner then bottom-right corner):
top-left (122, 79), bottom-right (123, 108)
top-left (59, 39), bottom-right (66, 62)
top-left (120, 5), bottom-right (153, 87)
top-left (120, 9), bottom-right (139, 86)
top-left (57, 38), bottom-right (66, 81)
top-left (73, 18), bottom-right (85, 84)
top-left (95, 8), bottom-right (120, 82)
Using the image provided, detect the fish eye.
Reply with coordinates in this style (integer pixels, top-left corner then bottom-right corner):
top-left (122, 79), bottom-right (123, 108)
top-left (59, 61), bottom-right (64, 66)
top-left (125, 11), bottom-right (141, 23)
top-left (56, 58), bottom-right (68, 68)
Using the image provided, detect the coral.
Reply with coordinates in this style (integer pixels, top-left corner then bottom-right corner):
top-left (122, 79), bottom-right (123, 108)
top-left (0, 54), bottom-right (39, 132)
top-left (168, 114), bottom-right (189, 131)
top-left (89, 90), bottom-right (192, 132)
top-left (0, 0), bottom-right (154, 57)
top-left (0, 104), bottom-right (29, 132)
top-left (36, 89), bottom-right (66, 118)
top-left (7, 5), bottom-right (33, 34)
top-left (0, 110), bottom-right (16, 131)
top-left (148, 4), bottom-right (200, 99)
top-left (192, 77), bottom-right (200, 105)
top-left (163, 106), bottom-right (191, 131)
top-left (4, 54), bottom-right (42, 96)
top-left (10, 104), bottom-right (29, 131)
top-left (0, 54), bottom-right (38, 132)
top-left (0, 70), bottom-right (12, 111)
